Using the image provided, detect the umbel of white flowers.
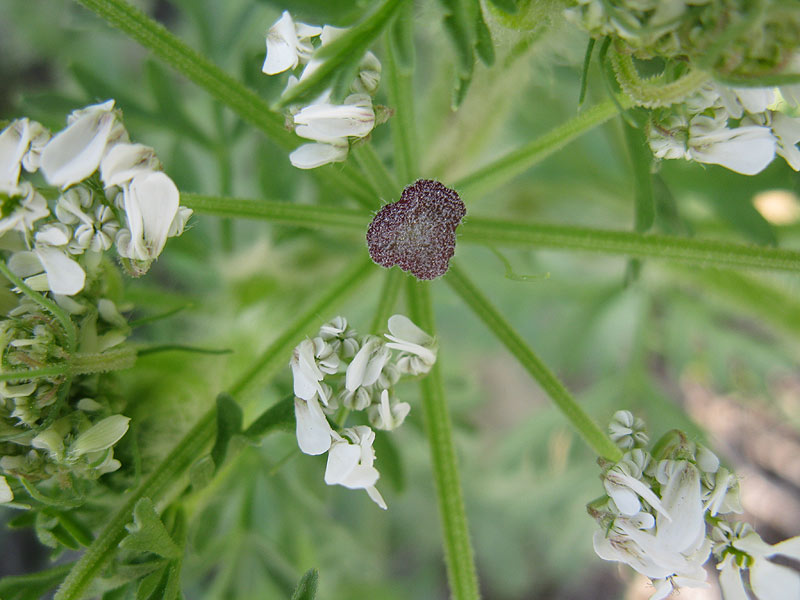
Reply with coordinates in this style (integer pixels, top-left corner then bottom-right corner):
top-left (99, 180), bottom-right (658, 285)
top-left (590, 410), bottom-right (800, 600)
top-left (0, 100), bottom-right (192, 295)
top-left (290, 314), bottom-right (437, 509)
top-left (262, 11), bottom-right (381, 169)
top-left (646, 82), bottom-right (800, 175)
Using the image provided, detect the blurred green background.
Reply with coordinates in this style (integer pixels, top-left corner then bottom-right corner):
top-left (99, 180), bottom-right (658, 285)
top-left (1, 1), bottom-right (799, 598)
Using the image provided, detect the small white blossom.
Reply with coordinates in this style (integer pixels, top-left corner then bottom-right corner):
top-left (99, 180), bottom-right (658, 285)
top-left (40, 100), bottom-right (118, 189)
top-left (608, 410), bottom-right (649, 449)
top-left (0, 181), bottom-right (49, 237)
top-left (290, 338), bottom-right (329, 404)
top-left (21, 120), bottom-right (50, 173)
top-left (352, 52), bottom-right (382, 95)
top-left (70, 415), bottom-right (130, 457)
top-left (324, 425), bottom-right (386, 509)
top-left (345, 336), bottom-right (392, 392)
top-left (770, 112), bottom-right (800, 171)
top-left (116, 171), bottom-right (180, 262)
top-left (368, 389), bottom-right (410, 431)
top-left (0, 119), bottom-right (31, 192)
top-left (688, 110), bottom-right (776, 175)
top-left (8, 242), bottom-right (86, 296)
top-left (289, 140), bottom-right (349, 169)
top-left (0, 475), bottom-right (13, 503)
top-left (718, 531), bottom-right (800, 600)
top-left (262, 11), bottom-right (322, 75)
top-left (294, 94), bottom-right (376, 141)
top-left (384, 314), bottom-right (437, 375)
top-left (100, 142), bottom-right (161, 188)
top-left (294, 396), bottom-right (334, 456)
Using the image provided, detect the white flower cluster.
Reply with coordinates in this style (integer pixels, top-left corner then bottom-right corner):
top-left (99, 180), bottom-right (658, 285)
top-left (290, 314), bottom-right (437, 509)
top-left (0, 100), bottom-right (192, 295)
top-left (591, 410), bottom-right (800, 599)
top-left (262, 11), bottom-right (381, 169)
top-left (647, 82), bottom-right (800, 175)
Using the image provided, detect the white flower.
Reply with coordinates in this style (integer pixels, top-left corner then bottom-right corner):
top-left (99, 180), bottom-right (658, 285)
top-left (368, 389), bottom-right (410, 431)
top-left (294, 94), bottom-right (375, 141)
top-left (8, 227), bottom-right (86, 296)
top-left (294, 396), bottom-right (334, 456)
top-left (0, 181), bottom-right (49, 237)
top-left (115, 171), bottom-right (180, 262)
top-left (289, 140), bottom-right (349, 169)
top-left (715, 85), bottom-right (776, 118)
top-left (0, 119), bottom-right (31, 192)
top-left (688, 111), bottom-right (776, 175)
top-left (603, 451), bottom-right (668, 517)
top-left (719, 532), bottom-right (800, 600)
top-left (297, 25), bottom-right (347, 84)
top-left (345, 336), bottom-right (392, 392)
top-left (384, 314), bottom-right (437, 375)
top-left (0, 475), bottom-right (13, 503)
top-left (167, 206), bottom-right (193, 237)
top-left (290, 338), bottom-right (329, 404)
top-left (100, 142), bottom-right (161, 188)
top-left (608, 410), bottom-right (649, 449)
top-left (40, 100), bottom-right (118, 189)
top-left (324, 425), bottom-right (387, 509)
top-left (70, 415), bottom-right (130, 457)
top-left (770, 112), bottom-right (800, 171)
top-left (352, 52), bottom-right (382, 96)
top-left (262, 11), bottom-right (322, 75)
top-left (21, 120), bottom-right (50, 173)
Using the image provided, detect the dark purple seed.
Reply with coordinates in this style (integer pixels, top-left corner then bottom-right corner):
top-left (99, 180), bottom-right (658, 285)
top-left (366, 179), bottom-right (466, 280)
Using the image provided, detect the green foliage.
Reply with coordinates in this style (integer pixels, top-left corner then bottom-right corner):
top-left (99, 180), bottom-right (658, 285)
top-left (290, 568), bottom-right (320, 600)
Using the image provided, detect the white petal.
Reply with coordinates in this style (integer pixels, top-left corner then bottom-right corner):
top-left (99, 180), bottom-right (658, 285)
top-left (293, 99), bottom-right (375, 139)
top-left (0, 119), bottom-right (30, 191)
top-left (770, 535), bottom-right (800, 561)
top-left (35, 247), bottom-right (86, 295)
top-left (325, 441), bottom-right (361, 484)
top-left (387, 314), bottom-right (432, 345)
top-left (8, 250), bottom-right (44, 278)
top-left (125, 172), bottom-right (179, 260)
top-left (362, 346), bottom-right (391, 387)
top-left (41, 106), bottom-right (116, 188)
top-left (263, 11), bottom-right (299, 75)
top-left (750, 558), bottom-right (800, 600)
top-left (689, 123), bottom-right (776, 175)
top-left (366, 485), bottom-right (387, 510)
top-left (35, 224), bottom-right (71, 246)
top-left (294, 397), bottom-right (332, 455)
top-left (648, 579), bottom-right (673, 600)
top-left (289, 142), bottom-right (348, 169)
top-left (733, 87), bottom-right (775, 114)
top-left (655, 461), bottom-right (704, 555)
top-left (772, 113), bottom-right (800, 171)
top-left (0, 475), bottom-right (13, 503)
top-left (718, 559), bottom-right (749, 600)
top-left (346, 340), bottom-right (375, 392)
top-left (606, 483), bottom-right (642, 516)
top-left (100, 143), bottom-right (159, 187)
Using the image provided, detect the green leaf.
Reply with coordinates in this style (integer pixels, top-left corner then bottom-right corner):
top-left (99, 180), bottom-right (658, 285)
top-left (290, 569), bottom-right (319, 600)
top-left (243, 396), bottom-right (295, 442)
top-left (211, 393), bottom-right (243, 469)
top-left (388, 2), bottom-right (416, 71)
top-left (277, 0), bottom-right (408, 107)
top-left (0, 562), bottom-right (74, 600)
top-left (438, 0), bottom-right (476, 75)
top-left (189, 455), bottom-right (215, 491)
top-left (53, 511), bottom-right (94, 547)
top-left (120, 498), bottom-right (181, 560)
top-left (136, 565), bottom-right (167, 600)
top-left (474, 6), bottom-right (495, 67)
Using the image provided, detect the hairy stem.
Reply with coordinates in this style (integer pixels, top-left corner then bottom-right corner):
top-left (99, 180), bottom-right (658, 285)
top-left (407, 279), bottom-right (481, 600)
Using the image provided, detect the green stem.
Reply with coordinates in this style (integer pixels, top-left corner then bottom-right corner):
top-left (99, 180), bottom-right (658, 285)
top-left (384, 31), bottom-right (418, 184)
top-left (459, 218), bottom-right (800, 272)
top-left (0, 365), bottom-right (68, 382)
top-left (180, 193), bottom-right (369, 230)
top-left (74, 0), bottom-right (293, 147)
top-left (54, 258), bottom-right (376, 600)
top-left (407, 279), bottom-right (480, 600)
top-left (445, 264), bottom-right (622, 461)
top-left (73, 0), bottom-right (377, 210)
top-left (453, 98), bottom-right (631, 200)
top-left (369, 268), bottom-right (404, 333)
top-left (0, 261), bottom-right (77, 353)
top-left (352, 143), bottom-right (399, 205)
top-left (54, 410), bottom-right (216, 600)
top-left (69, 346), bottom-right (137, 375)
top-left (610, 50), bottom-right (710, 108)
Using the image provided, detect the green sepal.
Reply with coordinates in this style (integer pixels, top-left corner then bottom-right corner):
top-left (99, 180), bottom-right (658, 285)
top-left (291, 568), bottom-right (319, 600)
top-left (120, 498), bottom-right (181, 560)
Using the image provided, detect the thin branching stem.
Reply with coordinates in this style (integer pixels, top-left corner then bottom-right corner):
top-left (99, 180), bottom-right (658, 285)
top-left (407, 279), bottom-right (481, 600)
top-left (445, 263), bottom-right (622, 461)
